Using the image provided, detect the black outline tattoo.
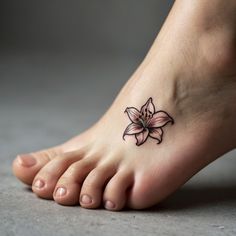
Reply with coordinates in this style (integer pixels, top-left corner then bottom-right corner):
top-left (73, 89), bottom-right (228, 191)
top-left (123, 97), bottom-right (174, 146)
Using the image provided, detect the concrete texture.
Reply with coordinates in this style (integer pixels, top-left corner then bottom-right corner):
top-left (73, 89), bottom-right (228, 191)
top-left (1, 52), bottom-right (236, 236)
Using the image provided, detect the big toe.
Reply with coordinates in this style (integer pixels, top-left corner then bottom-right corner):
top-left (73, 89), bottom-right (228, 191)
top-left (12, 146), bottom-right (62, 185)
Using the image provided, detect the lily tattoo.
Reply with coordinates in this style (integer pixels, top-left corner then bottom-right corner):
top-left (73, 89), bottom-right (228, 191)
top-left (123, 97), bottom-right (174, 146)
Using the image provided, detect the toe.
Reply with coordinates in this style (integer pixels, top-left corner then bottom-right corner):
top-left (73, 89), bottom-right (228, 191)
top-left (127, 173), bottom-right (164, 209)
top-left (79, 165), bottom-right (116, 209)
top-left (32, 149), bottom-right (85, 199)
top-left (53, 158), bottom-right (96, 206)
top-left (12, 146), bottom-right (62, 185)
top-left (103, 170), bottom-right (134, 211)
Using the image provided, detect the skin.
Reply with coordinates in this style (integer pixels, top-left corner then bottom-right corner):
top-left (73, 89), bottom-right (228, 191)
top-left (13, 0), bottom-right (236, 211)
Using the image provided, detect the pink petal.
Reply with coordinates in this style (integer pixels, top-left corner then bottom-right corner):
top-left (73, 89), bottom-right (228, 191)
top-left (149, 128), bottom-right (163, 144)
top-left (123, 123), bottom-right (144, 139)
top-left (125, 107), bottom-right (142, 123)
top-left (135, 128), bottom-right (149, 146)
top-left (147, 111), bottom-right (173, 128)
top-left (141, 97), bottom-right (155, 116)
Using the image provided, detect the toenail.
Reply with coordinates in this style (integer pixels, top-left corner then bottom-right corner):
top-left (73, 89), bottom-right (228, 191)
top-left (105, 200), bottom-right (115, 210)
top-left (33, 179), bottom-right (45, 189)
top-left (17, 154), bottom-right (36, 167)
top-left (80, 194), bottom-right (92, 204)
top-left (55, 187), bottom-right (67, 197)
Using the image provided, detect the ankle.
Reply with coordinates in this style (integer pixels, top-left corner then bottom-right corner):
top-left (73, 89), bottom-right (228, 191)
top-left (200, 30), bottom-right (236, 77)
top-left (178, 0), bottom-right (236, 77)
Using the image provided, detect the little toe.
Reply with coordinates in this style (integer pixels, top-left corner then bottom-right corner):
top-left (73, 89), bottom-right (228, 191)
top-left (79, 165), bottom-right (116, 209)
top-left (103, 170), bottom-right (134, 211)
top-left (32, 150), bottom-right (85, 199)
top-left (12, 146), bottom-right (62, 185)
top-left (53, 159), bottom-right (97, 206)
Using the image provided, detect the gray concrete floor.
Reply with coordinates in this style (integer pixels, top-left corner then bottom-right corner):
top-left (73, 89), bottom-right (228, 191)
top-left (1, 52), bottom-right (236, 236)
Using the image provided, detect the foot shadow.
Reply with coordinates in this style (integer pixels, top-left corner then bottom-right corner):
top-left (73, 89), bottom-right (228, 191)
top-left (23, 184), bottom-right (236, 211)
top-left (23, 186), bottom-right (33, 192)
top-left (149, 184), bottom-right (236, 212)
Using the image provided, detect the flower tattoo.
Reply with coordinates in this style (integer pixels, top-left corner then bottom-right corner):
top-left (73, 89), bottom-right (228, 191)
top-left (123, 97), bottom-right (174, 146)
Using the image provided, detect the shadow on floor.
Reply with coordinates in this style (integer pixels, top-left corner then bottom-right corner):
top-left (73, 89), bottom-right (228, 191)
top-left (150, 184), bottom-right (236, 212)
top-left (24, 184), bottom-right (236, 212)
top-left (24, 186), bottom-right (33, 192)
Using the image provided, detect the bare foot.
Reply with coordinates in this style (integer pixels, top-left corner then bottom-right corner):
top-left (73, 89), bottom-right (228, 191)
top-left (13, 0), bottom-right (236, 211)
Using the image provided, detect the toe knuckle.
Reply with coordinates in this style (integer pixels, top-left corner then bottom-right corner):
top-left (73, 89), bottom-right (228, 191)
top-left (35, 148), bottom-right (60, 161)
top-left (87, 169), bottom-right (100, 181)
top-left (66, 163), bottom-right (79, 176)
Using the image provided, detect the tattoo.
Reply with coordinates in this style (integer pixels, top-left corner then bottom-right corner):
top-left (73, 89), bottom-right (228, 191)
top-left (123, 97), bottom-right (174, 146)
